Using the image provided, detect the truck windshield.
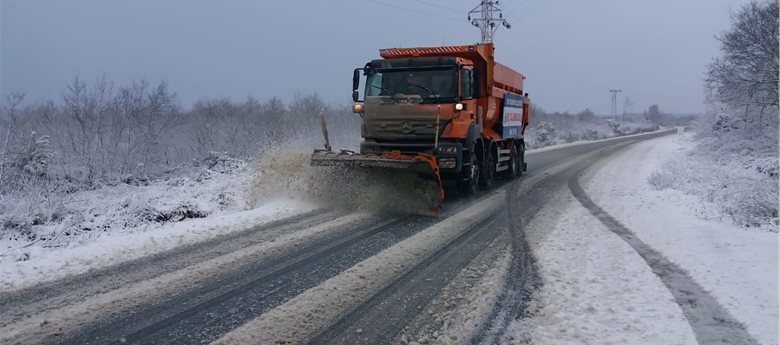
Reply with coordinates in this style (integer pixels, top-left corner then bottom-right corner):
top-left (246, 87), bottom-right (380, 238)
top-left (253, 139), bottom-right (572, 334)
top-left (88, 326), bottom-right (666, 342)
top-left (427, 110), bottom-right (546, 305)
top-left (365, 67), bottom-right (457, 103)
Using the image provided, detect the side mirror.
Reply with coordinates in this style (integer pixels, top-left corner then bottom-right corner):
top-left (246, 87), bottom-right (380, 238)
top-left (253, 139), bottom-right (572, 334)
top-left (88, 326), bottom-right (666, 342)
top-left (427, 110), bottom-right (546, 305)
top-left (352, 90), bottom-right (359, 102)
top-left (353, 69), bottom-right (361, 91)
top-left (472, 70), bottom-right (481, 99)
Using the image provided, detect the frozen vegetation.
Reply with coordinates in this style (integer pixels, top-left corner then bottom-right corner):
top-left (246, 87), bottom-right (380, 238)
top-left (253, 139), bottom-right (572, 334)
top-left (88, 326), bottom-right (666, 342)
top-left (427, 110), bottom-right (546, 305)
top-left (0, 72), bottom-right (681, 266)
top-left (647, 0), bottom-right (778, 231)
top-left (0, 84), bottom-right (360, 266)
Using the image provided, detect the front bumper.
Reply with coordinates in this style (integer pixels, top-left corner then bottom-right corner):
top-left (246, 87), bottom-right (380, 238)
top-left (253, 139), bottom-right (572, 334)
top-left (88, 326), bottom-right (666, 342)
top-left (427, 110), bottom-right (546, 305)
top-left (359, 141), bottom-right (463, 173)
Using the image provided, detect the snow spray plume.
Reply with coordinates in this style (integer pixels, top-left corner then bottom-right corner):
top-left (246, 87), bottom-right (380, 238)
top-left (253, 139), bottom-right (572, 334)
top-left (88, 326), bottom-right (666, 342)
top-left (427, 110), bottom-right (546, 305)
top-left (245, 145), bottom-right (441, 215)
top-left (305, 165), bottom-right (442, 216)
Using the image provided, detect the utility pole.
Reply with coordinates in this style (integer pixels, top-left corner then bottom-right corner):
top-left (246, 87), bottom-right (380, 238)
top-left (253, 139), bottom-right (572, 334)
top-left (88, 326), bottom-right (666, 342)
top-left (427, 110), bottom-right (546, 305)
top-left (609, 89), bottom-right (622, 119)
top-left (468, 1), bottom-right (511, 43)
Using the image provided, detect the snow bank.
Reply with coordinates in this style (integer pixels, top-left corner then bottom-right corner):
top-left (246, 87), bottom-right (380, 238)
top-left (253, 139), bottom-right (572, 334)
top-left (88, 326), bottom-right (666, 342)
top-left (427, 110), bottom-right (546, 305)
top-left (0, 197), bottom-right (316, 291)
top-left (585, 133), bottom-right (779, 345)
top-left (509, 194), bottom-right (698, 344)
top-left (527, 127), bottom-right (676, 154)
top-left (647, 131), bottom-right (778, 230)
top-left (525, 120), bottom-right (660, 150)
top-left (0, 150), bottom-right (320, 291)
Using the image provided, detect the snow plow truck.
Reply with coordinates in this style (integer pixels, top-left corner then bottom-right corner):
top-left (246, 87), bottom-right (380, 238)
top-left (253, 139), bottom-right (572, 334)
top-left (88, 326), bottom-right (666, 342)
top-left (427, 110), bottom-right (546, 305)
top-left (311, 42), bottom-right (530, 216)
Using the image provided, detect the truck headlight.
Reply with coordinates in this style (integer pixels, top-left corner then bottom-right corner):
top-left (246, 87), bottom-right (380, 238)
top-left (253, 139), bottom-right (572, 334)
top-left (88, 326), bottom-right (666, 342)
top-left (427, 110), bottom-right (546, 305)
top-left (437, 158), bottom-right (457, 169)
top-left (352, 104), bottom-right (364, 113)
top-left (455, 103), bottom-right (464, 111)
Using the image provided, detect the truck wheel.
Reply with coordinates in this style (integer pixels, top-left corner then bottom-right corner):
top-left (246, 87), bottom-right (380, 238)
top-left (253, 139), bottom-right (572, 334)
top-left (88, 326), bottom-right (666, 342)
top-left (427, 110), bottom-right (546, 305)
top-left (458, 151), bottom-right (479, 196)
top-left (508, 146), bottom-right (520, 179)
top-left (480, 149), bottom-right (495, 190)
top-left (515, 143), bottom-right (524, 177)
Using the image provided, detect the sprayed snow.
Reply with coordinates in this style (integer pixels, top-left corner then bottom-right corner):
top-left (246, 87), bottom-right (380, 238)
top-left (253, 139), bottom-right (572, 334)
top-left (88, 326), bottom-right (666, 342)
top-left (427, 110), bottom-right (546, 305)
top-left (509, 195), bottom-right (698, 344)
top-left (248, 146), bottom-right (442, 215)
top-left (210, 189), bottom-right (508, 345)
top-left (0, 212), bottom-right (371, 345)
top-left (584, 133), bottom-right (779, 345)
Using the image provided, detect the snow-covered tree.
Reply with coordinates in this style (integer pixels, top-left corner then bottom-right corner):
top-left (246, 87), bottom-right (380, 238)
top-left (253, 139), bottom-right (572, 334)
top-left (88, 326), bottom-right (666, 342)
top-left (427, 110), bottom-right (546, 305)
top-left (704, 0), bottom-right (779, 139)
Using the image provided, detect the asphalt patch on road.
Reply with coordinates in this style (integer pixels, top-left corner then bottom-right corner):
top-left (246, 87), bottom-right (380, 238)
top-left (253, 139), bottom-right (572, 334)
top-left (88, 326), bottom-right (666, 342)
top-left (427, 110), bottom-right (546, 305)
top-left (569, 164), bottom-right (760, 345)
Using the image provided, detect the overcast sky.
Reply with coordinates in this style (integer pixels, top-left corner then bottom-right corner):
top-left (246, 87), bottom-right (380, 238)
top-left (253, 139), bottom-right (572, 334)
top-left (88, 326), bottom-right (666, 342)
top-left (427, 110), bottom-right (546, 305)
top-left (2, 0), bottom-right (750, 115)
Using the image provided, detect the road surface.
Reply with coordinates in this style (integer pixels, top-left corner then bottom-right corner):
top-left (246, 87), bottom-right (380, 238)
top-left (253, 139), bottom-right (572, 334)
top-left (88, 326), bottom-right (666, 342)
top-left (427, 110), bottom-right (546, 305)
top-left (0, 130), bottom-right (679, 345)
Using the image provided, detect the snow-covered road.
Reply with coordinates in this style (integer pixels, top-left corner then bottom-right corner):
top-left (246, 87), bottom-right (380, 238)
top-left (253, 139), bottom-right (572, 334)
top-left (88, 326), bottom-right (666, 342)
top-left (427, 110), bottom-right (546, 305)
top-left (3, 128), bottom-right (775, 345)
top-left (510, 132), bottom-right (777, 345)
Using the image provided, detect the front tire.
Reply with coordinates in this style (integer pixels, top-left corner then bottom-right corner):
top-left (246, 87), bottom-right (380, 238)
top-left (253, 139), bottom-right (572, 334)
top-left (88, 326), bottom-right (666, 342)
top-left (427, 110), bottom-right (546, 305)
top-left (480, 147), bottom-right (496, 190)
top-left (458, 151), bottom-right (479, 196)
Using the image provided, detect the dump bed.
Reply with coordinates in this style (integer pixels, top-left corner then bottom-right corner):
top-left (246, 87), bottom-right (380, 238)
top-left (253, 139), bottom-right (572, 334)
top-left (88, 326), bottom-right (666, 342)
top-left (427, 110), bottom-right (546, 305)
top-left (378, 42), bottom-right (526, 96)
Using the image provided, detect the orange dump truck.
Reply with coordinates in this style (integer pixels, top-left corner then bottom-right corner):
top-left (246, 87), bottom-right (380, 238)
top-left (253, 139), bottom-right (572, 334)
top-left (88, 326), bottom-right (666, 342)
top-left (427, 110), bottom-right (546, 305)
top-left (311, 42), bottom-right (530, 215)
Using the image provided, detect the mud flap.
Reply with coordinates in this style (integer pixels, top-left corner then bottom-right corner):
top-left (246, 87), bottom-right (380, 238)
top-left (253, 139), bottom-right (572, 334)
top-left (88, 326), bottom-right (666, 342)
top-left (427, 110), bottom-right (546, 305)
top-left (310, 149), bottom-right (444, 216)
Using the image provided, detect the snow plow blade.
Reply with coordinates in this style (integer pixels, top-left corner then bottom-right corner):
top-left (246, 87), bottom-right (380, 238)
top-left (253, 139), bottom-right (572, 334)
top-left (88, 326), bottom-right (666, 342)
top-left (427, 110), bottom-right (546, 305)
top-left (310, 149), bottom-right (444, 216)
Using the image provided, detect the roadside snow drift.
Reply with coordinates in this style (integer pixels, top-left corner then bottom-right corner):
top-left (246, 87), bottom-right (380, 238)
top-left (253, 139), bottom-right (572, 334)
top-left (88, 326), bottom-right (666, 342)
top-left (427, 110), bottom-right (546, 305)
top-left (511, 194), bottom-right (698, 345)
top-left (585, 133), bottom-right (778, 345)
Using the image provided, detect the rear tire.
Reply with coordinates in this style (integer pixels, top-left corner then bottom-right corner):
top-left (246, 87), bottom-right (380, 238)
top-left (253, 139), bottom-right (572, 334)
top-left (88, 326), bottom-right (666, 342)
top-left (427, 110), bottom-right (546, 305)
top-left (508, 146), bottom-right (520, 179)
top-left (515, 142), bottom-right (525, 177)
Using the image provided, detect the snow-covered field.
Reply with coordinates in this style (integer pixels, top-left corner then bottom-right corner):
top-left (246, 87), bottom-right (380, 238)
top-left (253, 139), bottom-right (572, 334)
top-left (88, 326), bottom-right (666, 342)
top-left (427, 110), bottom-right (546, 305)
top-left (514, 132), bottom-right (778, 345)
top-left (0, 152), bottom-right (320, 291)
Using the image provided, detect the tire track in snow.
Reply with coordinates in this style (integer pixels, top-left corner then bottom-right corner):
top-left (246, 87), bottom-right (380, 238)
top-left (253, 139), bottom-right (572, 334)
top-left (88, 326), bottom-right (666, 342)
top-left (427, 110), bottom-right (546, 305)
top-left (46, 214), bottom-right (441, 345)
top-left (307, 144), bottom-right (622, 345)
top-left (470, 142), bottom-right (637, 345)
top-left (0, 208), bottom-right (336, 327)
top-left (569, 154), bottom-right (760, 345)
top-left (305, 210), bottom-right (504, 345)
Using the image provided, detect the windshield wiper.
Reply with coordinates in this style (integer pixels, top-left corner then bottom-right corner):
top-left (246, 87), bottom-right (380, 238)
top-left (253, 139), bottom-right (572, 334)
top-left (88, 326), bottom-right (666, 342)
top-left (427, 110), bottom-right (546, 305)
top-left (370, 85), bottom-right (397, 103)
top-left (407, 83), bottom-right (439, 103)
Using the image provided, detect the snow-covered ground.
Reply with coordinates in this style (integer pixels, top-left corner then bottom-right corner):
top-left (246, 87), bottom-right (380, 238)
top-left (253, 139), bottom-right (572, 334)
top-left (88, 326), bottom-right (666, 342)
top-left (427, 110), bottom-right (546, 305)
top-left (0, 153), bottom-right (320, 291)
top-left (585, 132), bottom-right (778, 344)
top-left (514, 132), bottom-right (777, 345)
top-left (511, 194), bottom-right (699, 345)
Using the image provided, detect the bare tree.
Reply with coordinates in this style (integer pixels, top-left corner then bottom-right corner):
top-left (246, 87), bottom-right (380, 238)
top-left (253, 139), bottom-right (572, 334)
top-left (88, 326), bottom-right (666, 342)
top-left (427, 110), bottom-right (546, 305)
top-left (60, 73), bottom-right (116, 181)
top-left (705, 0), bottom-right (779, 138)
top-left (622, 97), bottom-right (634, 116)
top-left (135, 80), bottom-right (179, 172)
top-left (0, 92), bottom-right (27, 187)
top-left (576, 108), bottom-right (595, 123)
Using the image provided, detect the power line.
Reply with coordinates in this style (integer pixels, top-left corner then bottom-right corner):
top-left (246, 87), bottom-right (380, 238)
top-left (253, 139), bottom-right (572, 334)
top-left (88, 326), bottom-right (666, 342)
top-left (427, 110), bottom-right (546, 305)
top-left (521, 0), bottom-right (553, 18)
top-left (363, 0), bottom-right (462, 22)
top-left (512, 21), bottom-right (604, 90)
top-left (410, 0), bottom-right (464, 14)
top-left (507, 0), bottom-right (533, 14)
top-left (499, 43), bottom-right (583, 89)
top-left (506, 29), bottom-right (592, 90)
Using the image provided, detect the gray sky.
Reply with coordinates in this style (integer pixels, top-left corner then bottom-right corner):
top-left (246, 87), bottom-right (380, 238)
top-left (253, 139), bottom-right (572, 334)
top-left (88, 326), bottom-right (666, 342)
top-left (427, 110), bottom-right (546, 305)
top-left (2, 0), bottom-right (750, 115)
